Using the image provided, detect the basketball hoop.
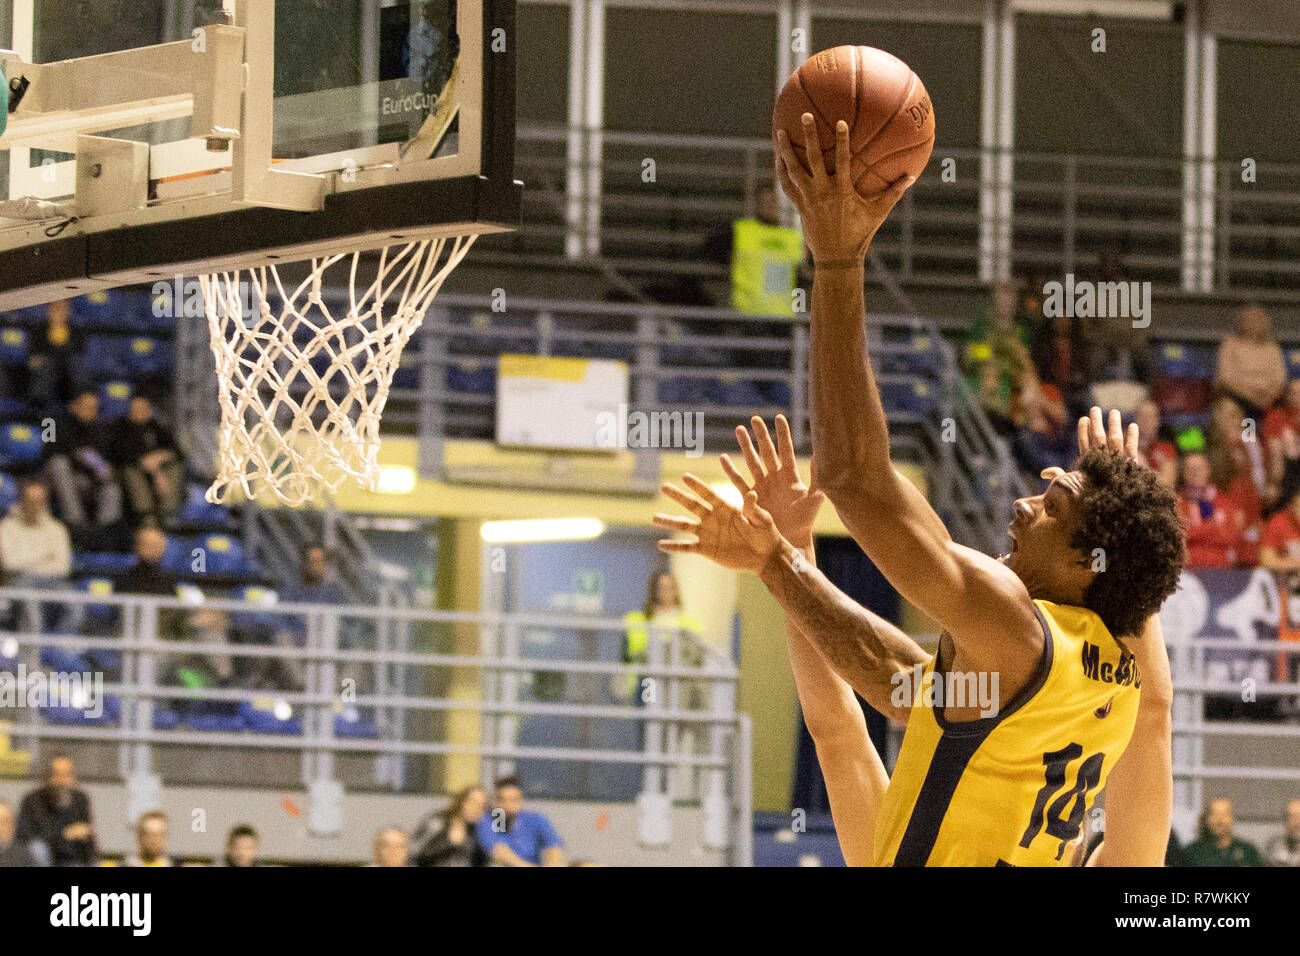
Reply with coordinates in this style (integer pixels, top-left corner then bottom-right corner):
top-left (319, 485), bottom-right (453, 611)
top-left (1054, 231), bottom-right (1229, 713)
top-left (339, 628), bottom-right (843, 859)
top-left (200, 235), bottom-right (475, 506)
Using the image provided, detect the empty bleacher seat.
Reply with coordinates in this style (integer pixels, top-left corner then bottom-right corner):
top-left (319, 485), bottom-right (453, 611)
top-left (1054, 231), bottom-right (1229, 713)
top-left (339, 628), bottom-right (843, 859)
top-left (446, 359), bottom-right (496, 395)
top-left (42, 695), bottom-right (121, 728)
top-left (879, 379), bottom-right (937, 417)
top-left (657, 375), bottom-right (710, 404)
top-left (0, 398), bottom-right (28, 420)
top-left (198, 534), bottom-right (256, 577)
top-left (706, 375), bottom-right (767, 407)
top-left (1154, 342), bottom-right (1215, 379)
top-left (240, 698), bottom-right (303, 735)
top-left (98, 381), bottom-right (133, 420)
top-left (125, 337), bottom-right (170, 377)
top-left (72, 551), bottom-right (137, 575)
top-left (0, 423), bottom-right (43, 469)
top-left (177, 483), bottom-right (232, 528)
top-left (0, 327), bottom-right (28, 365)
top-left (76, 576), bottom-right (120, 635)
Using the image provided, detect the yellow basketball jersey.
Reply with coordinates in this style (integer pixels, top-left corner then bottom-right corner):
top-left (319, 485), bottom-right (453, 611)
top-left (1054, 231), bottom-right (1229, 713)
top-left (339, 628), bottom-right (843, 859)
top-left (874, 599), bottom-right (1140, 866)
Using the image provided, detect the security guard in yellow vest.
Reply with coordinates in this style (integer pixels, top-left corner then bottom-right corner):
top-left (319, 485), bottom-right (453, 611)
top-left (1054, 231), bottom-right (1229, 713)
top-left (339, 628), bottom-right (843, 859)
top-left (619, 607), bottom-right (706, 703)
top-left (731, 216), bottom-right (805, 316)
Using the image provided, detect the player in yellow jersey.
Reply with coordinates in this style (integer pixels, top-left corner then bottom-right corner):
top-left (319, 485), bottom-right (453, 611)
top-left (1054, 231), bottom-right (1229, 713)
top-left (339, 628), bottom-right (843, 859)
top-left (651, 115), bottom-right (1185, 866)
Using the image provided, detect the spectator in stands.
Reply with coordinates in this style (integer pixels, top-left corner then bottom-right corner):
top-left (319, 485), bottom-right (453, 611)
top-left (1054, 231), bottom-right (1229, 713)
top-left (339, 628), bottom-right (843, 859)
top-left (0, 479), bottom-right (72, 584)
top-left (275, 544), bottom-right (349, 689)
top-left (124, 810), bottom-right (174, 867)
top-left (218, 824), bottom-right (261, 867)
top-left (44, 391), bottom-right (122, 529)
top-left (120, 527), bottom-right (175, 596)
top-left (963, 279), bottom-right (1031, 433)
top-left (1264, 379), bottom-right (1300, 514)
top-left (370, 827), bottom-right (410, 867)
top-left (1260, 490), bottom-right (1300, 572)
top-left (1207, 395), bottom-right (1264, 562)
top-left (1267, 799), bottom-right (1300, 866)
top-left (1088, 244), bottom-right (1152, 386)
top-left (119, 528), bottom-right (184, 642)
top-left (477, 776), bottom-right (566, 867)
top-left (111, 395), bottom-right (183, 525)
top-left (0, 800), bottom-right (37, 867)
top-left (15, 754), bottom-right (95, 866)
top-left (1215, 304), bottom-right (1286, 423)
top-left (1183, 798), bottom-right (1264, 866)
top-left (1177, 453), bottom-right (1248, 569)
top-left (25, 298), bottom-right (80, 414)
top-left (1031, 309), bottom-right (1091, 417)
top-left (1010, 364), bottom-right (1072, 476)
top-left (414, 785), bottom-right (490, 867)
top-left (1135, 399), bottom-right (1177, 487)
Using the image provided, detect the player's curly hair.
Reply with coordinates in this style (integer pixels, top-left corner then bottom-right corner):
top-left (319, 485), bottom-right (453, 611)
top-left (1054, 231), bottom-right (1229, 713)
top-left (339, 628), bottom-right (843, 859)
top-left (1069, 449), bottom-right (1186, 638)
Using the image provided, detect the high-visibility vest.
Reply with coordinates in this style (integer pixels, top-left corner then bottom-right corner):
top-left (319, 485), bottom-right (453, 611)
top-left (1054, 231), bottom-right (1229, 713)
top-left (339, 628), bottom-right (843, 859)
top-left (623, 609), bottom-right (704, 661)
top-left (730, 218), bottom-right (803, 316)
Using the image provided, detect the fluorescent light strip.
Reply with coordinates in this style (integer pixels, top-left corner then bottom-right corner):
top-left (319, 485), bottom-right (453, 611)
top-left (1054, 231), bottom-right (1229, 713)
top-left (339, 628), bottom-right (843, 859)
top-left (480, 518), bottom-right (606, 543)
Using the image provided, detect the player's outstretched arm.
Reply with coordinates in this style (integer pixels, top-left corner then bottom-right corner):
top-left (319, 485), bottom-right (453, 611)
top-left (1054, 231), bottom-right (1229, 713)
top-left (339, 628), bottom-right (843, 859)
top-left (775, 117), bottom-right (1041, 674)
top-left (653, 466), bottom-right (929, 724)
top-left (723, 416), bottom-right (905, 865)
top-left (1090, 612), bottom-right (1174, 867)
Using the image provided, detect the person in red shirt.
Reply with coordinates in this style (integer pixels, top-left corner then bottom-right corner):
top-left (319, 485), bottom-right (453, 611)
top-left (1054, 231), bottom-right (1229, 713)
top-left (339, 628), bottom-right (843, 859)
top-left (1259, 489), bottom-right (1300, 689)
top-left (1207, 395), bottom-right (1264, 561)
top-left (1179, 453), bottom-right (1249, 568)
top-left (1264, 379), bottom-right (1300, 510)
top-left (1136, 398), bottom-right (1177, 487)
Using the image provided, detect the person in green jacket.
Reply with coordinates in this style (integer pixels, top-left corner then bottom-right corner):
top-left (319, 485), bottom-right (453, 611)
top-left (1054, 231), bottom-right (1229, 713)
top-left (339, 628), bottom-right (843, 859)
top-left (1183, 798), bottom-right (1265, 866)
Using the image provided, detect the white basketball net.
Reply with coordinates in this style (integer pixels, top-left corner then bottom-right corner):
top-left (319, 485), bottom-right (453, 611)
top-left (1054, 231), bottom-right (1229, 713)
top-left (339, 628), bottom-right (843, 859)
top-left (199, 236), bottom-right (475, 506)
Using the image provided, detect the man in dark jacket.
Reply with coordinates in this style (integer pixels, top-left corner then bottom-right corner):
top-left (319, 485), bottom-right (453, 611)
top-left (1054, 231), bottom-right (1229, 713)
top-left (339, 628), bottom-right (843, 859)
top-left (15, 755), bottom-right (96, 866)
top-left (44, 390), bottom-right (122, 528)
top-left (110, 395), bottom-right (183, 524)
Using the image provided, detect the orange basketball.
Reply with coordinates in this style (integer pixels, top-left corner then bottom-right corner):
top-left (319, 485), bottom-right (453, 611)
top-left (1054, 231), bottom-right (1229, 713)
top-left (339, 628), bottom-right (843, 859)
top-left (773, 46), bottom-right (935, 197)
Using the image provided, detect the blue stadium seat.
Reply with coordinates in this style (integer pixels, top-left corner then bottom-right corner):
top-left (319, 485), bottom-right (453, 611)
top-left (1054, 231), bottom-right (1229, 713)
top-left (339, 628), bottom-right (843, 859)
top-left (761, 380), bottom-right (793, 408)
top-left (0, 326), bottom-right (28, 365)
top-left (0, 397), bottom-right (28, 420)
top-left (198, 534), bottom-right (255, 577)
top-left (706, 375), bottom-right (767, 407)
top-left (177, 483), bottom-right (232, 528)
top-left (40, 645), bottom-right (88, 673)
top-left (76, 576), bottom-right (120, 635)
top-left (240, 698), bottom-right (303, 735)
top-left (160, 537), bottom-right (191, 575)
top-left (78, 335), bottom-right (129, 382)
top-left (98, 380), bottom-right (133, 420)
top-left (883, 333), bottom-right (944, 377)
top-left (1287, 347), bottom-right (1300, 381)
top-left (183, 710), bottom-right (246, 732)
top-left (0, 423), bottom-right (44, 468)
top-left (0, 472), bottom-right (18, 513)
top-left (879, 379), bottom-right (937, 417)
top-left (73, 551), bottom-right (137, 575)
top-left (657, 376), bottom-right (710, 404)
top-left (231, 585), bottom-right (279, 635)
top-left (42, 695), bottom-right (121, 728)
top-left (152, 705), bottom-right (181, 731)
top-left (335, 709), bottom-right (378, 739)
top-left (125, 337), bottom-right (170, 377)
top-left (1154, 342), bottom-right (1215, 379)
top-left (446, 359), bottom-right (496, 394)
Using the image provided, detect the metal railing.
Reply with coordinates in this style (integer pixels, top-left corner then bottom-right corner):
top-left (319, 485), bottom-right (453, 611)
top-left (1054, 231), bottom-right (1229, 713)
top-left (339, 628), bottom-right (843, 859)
top-left (0, 586), bottom-right (753, 864)
top-left (474, 125), bottom-right (1300, 301)
top-left (389, 293), bottom-right (1025, 556)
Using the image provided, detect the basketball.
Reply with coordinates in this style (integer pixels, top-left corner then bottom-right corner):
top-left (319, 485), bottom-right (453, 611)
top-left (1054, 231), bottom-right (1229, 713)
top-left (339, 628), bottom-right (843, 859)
top-left (773, 45), bottom-right (935, 196)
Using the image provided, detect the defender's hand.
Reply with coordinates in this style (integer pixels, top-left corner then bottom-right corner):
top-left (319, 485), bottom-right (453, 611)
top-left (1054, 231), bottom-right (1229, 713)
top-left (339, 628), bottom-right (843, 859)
top-left (1077, 406), bottom-right (1139, 460)
top-left (654, 473), bottom-right (783, 573)
top-left (721, 415), bottom-right (824, 551)
top-left (775, 114), bottom-right (914, 264)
